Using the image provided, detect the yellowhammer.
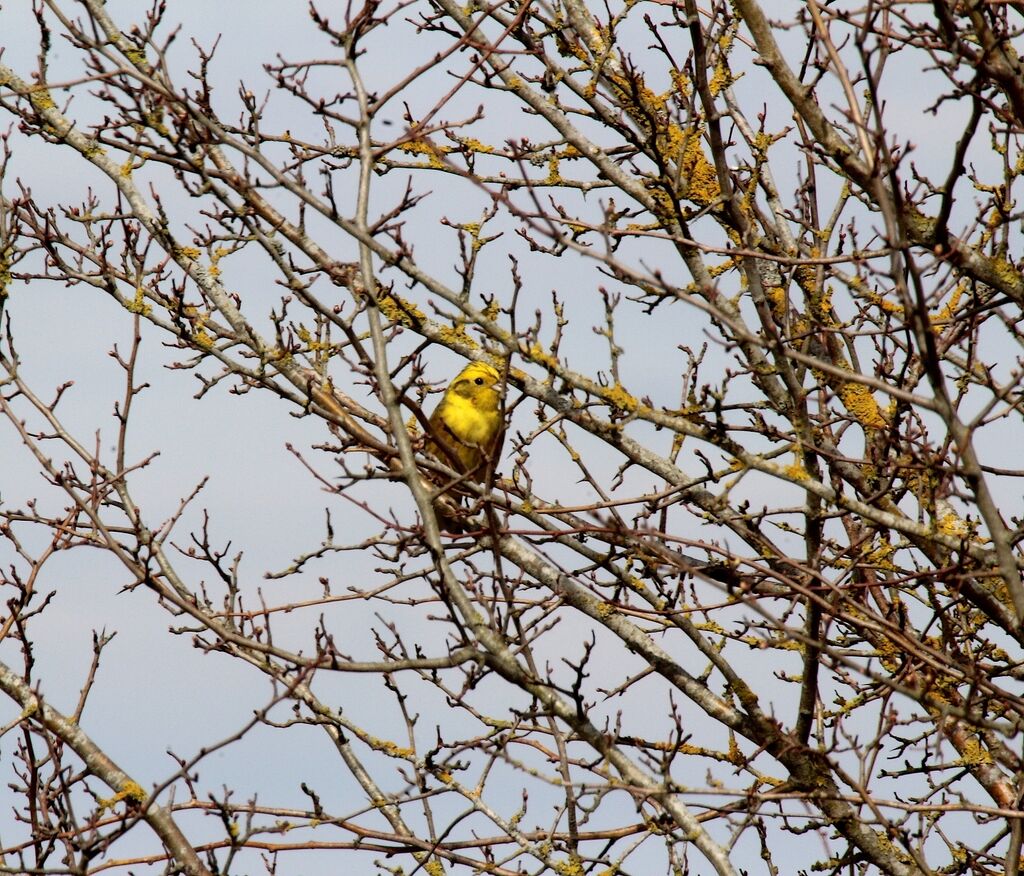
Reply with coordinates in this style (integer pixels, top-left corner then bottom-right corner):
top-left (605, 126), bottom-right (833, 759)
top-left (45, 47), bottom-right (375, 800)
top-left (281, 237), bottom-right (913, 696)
top-left (426, 361), bottom-right (504, 483)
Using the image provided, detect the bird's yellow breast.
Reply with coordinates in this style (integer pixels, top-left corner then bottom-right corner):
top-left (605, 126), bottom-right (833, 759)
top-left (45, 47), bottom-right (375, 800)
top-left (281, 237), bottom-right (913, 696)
top-left (439, 393), bottom-right (498, 448)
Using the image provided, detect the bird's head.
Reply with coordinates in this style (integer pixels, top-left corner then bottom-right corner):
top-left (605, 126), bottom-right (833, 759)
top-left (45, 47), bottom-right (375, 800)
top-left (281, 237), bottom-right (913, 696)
top-left (449, 361), bottom-right (502, 409)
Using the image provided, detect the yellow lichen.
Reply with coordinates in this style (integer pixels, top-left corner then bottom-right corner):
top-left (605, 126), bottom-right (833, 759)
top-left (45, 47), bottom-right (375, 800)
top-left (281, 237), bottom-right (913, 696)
top-left (437, 324), bottom-right (476, 348)
top-left (989, 256), bottom-right (1022, 288)
top-left (937, 511), bottom-right (971, 539)
top-left (208, 248), bottom-right (228, 279)
top-left (123, 47), bottom-right (148, 68)
top-left (955, 736), bottom-right (993, 766)
top-left (482, 299), bottom-right (500, 322)
top-left (783, 461), bottom-right (808, 481)
top-left (624, 575), bottom-right (645, 593)
top-left (546, 153), bottom-right (561, 185)
top-left (144, 109), bottom-right (168, 136)
top-left (838, 383), bottom-right (887, 429)
top-left (931, 282), bottom-right (964, 324)
top-left (457, 137), bottom-right (495, 154)
top-left (193, 329), bottom-right (214, 349)
top-left (98, 780), bottom-right (147, 811)
top-left (605, 383), bottom-right (639, 413)
top-left (396, 139), bottom-right (445, 168)
top-left (525, 343), bottom-right (558, 369)
top-left (553, 856), bottom-right (584, 876)
top-left (676, 129), bottom-right (720, 208)
top-left (423, 858), bottom-right (445, 876)
top-left (378, 293), bottom-right (426, 328)
top-left (861, 537), bottom-right (896, 571)
top-left (873, 294), bottom-right (905, 316)
top-left (125, 285), bottom-right (151, 316)
top-left (670, 68), bottom-right (690, 97)
top-left (374, 738), bottom-right (414, 758)
top-left (795, 268), bottom-right (837, 326)
top-left (709, 27), bottom-right (737, 97)
top-left (764, 285), bottom-right (787, 318)
top-left (268, 346), bottom-right (292, 366)
top-left (708, 61), bottom-right (730, 97)
top-left (122, 781), bottom-right (147, 802)
top-left (0, 245), bottom-right (11, 303)
top-left (29, 88), bottom-right (55, 111)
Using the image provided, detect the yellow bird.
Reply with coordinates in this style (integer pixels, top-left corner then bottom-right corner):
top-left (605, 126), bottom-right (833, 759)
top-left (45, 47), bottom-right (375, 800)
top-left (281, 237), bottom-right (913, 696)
top-left (426, 361), bottom-right (504, 484)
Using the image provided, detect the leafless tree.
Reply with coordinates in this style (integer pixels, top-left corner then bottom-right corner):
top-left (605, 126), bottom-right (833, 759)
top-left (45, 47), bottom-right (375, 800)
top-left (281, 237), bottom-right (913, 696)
top-left (2, 1), bottom-right (1024, 874)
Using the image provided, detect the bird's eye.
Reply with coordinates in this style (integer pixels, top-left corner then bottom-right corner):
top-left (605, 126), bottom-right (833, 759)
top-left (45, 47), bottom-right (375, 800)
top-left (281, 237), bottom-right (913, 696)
top-left (474, 377), bottom-right (484, 385)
